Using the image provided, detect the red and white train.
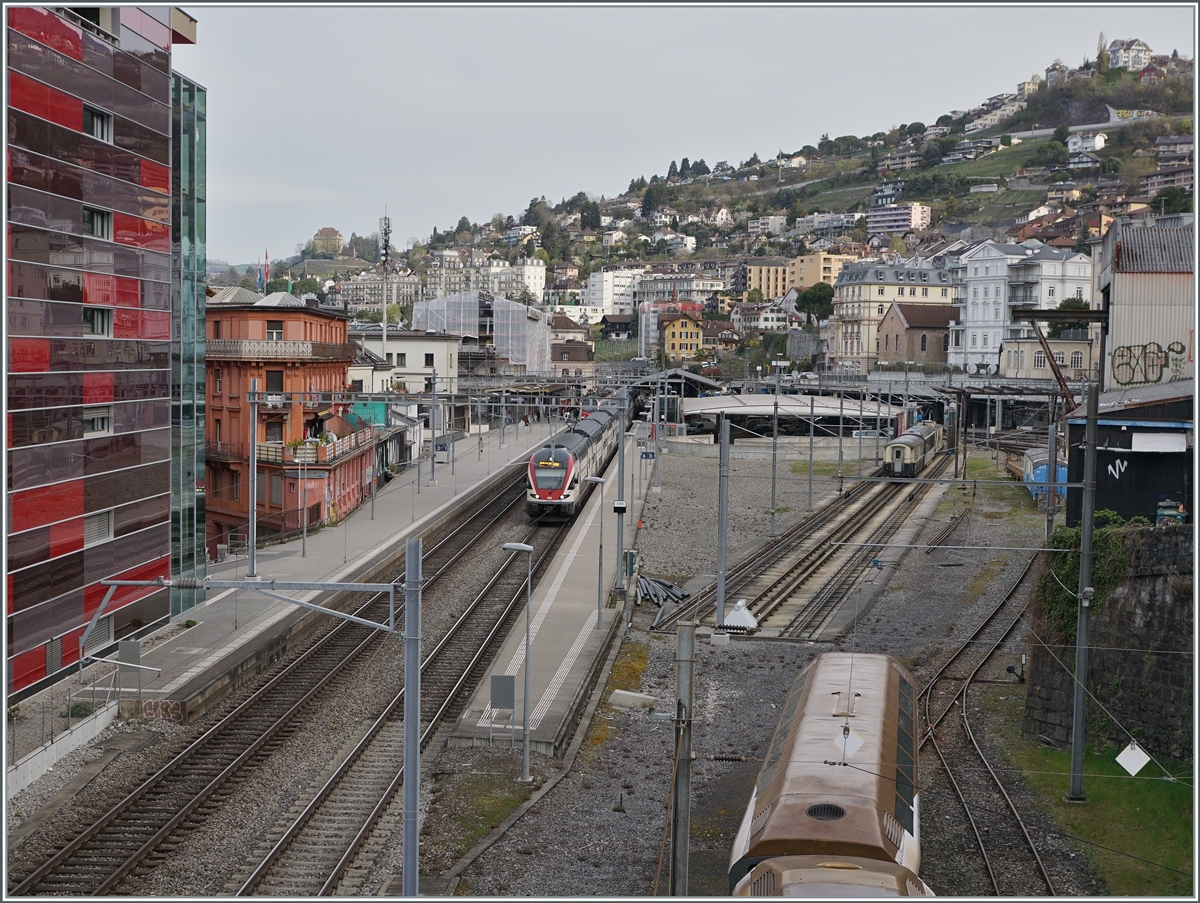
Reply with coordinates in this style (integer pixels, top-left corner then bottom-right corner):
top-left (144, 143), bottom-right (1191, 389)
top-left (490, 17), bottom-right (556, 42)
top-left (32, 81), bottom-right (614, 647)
top-left (526, 402), bottom-right (621, 518)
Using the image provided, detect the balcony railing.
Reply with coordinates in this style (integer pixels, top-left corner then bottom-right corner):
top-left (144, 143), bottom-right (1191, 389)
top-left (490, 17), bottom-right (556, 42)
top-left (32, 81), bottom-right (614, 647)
top-left (207, 339), bottom-right (356, 361)
top-left (254, 424), bottom-right (378, 465)
top-left (205, 440), bottom-right (245, 461)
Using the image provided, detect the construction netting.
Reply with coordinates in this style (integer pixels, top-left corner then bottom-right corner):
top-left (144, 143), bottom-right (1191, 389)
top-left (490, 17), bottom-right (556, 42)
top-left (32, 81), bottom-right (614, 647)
top-left (415, 291), bottom-right (550, 375)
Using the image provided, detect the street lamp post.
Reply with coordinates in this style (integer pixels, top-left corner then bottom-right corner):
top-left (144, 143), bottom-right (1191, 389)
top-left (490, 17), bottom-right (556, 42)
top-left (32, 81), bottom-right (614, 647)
top-left (584, 477), bottom-right (605, 629)
top-left (503, 541), bottom-right (535, 783)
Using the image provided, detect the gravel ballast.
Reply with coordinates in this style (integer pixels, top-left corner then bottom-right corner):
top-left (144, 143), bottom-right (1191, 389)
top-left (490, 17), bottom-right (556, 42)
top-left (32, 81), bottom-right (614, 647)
top-left (6, 447), bottom-right (1106, 896)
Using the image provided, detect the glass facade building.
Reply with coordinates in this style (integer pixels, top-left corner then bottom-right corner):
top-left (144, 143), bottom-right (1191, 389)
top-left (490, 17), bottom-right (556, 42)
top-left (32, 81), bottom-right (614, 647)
top-left (171, 73), bottom-right (206, 615)
top-left (5, 7), bottom-right (203, 695)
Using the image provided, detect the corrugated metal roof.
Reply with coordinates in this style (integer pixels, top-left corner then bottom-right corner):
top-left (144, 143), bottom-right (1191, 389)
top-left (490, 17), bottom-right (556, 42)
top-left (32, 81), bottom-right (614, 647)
top-left (1068, 377), bottom-right (1194, 416)
top-left (1115, 224), bottom-right (1194, 273)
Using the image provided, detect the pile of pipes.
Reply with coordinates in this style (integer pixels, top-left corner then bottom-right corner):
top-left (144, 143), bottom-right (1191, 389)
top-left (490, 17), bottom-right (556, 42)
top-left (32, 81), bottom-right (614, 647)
top-left (638, 575), bottom-right (688, 609)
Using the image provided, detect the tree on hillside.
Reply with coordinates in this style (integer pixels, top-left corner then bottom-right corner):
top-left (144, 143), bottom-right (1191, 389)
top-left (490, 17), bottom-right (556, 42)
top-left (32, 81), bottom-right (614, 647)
top-left (1153, 186), bottom-right (1193, 214)
top-left (796, 281), bottom-right (833, 323)
top-left (1052, 123), bottom-right (1071, 145)
top-left (690, 159), bottom-right (710, 176)
top-left (906, 122), bottom-right (926, 136)
top-left (580, 201), bottom-right (602, 230)
top-left (667, 160), bottom-right (679, 179)
top-left (522, 197), bottom-right (552, 227)
top-left (1075, 221), bottom-right (1093, 255)
top-left (745, 152), bottom-right (761, 167)
top-left (456, 216), bottom-right (472, 234)
top-left (745, 287), bottom-right (764, 305)
top-left (628, 176), bottom-right (648, 193)
top-left (1096, 32), bottom-right (1108, 72)
top-left (642, 181), bottom-right (669, 215)
top-left (679, 157), bottom-right (691, 178)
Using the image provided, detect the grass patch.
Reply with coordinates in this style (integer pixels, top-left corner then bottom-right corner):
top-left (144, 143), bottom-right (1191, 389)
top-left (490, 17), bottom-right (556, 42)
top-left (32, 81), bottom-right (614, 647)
top-left (963, 555), bottom-right (1007, 600)
top-left (983, 688), bottom-right (1194, 895)
top-left (432, 769), bottom-right (534, 863)
top-left (581, 638), bottom-right (652, 762)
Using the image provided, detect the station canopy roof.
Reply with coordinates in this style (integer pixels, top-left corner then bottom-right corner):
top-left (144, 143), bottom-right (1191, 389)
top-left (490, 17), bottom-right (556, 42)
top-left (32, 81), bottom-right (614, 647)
top-left (681, 394), bottom-right (900, 419)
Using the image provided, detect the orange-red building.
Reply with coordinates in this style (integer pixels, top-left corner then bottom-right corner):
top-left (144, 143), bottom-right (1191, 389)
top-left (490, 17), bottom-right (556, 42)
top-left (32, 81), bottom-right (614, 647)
top-left (204, 288), bottom-right (390, 559)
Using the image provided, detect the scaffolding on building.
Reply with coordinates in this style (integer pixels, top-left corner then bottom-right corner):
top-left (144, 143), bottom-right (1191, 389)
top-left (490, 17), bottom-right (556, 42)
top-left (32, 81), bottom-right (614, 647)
top-left (414, 290), bottom-right (551, 375)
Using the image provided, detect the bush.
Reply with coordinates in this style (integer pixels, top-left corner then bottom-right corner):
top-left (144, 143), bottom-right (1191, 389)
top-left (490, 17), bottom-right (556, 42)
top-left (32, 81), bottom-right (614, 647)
top-left (68, 701), bottom-right (93, 719)
top-left (184, 619), bottom-right (198, 628)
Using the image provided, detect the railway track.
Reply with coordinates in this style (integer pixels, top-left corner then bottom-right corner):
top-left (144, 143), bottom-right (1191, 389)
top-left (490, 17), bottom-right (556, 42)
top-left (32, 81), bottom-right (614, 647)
top-left (657, 456), bottom-right (951, 638)
top-left (234, 519), bottom-right (569, 896)
top-left (8, 473), bottom-right (534, 897)
top-left (918, 553), bottom-right (1057, 896)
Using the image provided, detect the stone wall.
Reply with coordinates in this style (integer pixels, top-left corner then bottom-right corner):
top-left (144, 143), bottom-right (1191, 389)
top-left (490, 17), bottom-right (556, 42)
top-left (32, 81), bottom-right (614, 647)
top-left (1022, 525), bottom-right (1193, 760)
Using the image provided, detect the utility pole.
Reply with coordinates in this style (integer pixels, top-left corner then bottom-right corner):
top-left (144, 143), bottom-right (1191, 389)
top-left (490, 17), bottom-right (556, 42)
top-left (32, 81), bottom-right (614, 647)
top-left (402, 538), bottom-right (422, 897)
top-left (669, 622), bottom-right (695, 897)
top-left (616, 388), bottom-right (627, 590)
top-left (770, 368), bottom-right (779, 537)
top-left (380, 215), bottom-right (391, 377)
top-left (1046, 395), bottom-right (1057, 541)
top-left (1067, 383), bottom-right (1099, 802)
top-left (247, 378), bottom-right (259, 579)
top-left (715, 416), bottom-right (730, 631)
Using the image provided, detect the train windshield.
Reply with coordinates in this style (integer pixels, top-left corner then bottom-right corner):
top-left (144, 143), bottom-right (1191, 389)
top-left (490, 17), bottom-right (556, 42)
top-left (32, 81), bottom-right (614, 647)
top-left (533, 447), bottom-right (570, 490)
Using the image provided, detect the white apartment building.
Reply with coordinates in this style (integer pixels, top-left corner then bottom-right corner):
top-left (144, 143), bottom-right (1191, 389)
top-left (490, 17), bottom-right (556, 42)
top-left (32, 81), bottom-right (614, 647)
top-left (1107, 38), bottom-right (1152, 71)
top-left (865, 204), bottom-right (931, 235)
top-left (731, 300), bottom-right (793, 333)
top-left (339, 272), bottom-right (424, 314)
top-left (347, 324), bottom-right (461, 393)
top-left (503, 224), bottom-right (538, 245)
top-left (580, 265), bottom-right (647, 316)
top-left (634, 272), bottom-right (726, 306)
top-left (947, 241), bottom-right (1092, 374)
top-left (789, 212), bottom-right (862, 236)
top-left (748, 215), bottom-right (788, 237)
top-left (424, 256), bottom-right (546, 302)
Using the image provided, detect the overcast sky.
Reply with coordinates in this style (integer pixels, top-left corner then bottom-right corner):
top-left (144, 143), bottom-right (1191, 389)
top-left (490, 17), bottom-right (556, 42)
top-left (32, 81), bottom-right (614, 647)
top-left (171, 4), bottom-right (1196, 266)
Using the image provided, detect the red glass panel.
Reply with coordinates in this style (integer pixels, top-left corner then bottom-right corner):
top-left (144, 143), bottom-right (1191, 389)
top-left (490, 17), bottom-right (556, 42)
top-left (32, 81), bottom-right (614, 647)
top-left (113, 307), bottom-right (139, 338)
top-left (112, 212), bottom-right (171, 252)
top-left (140, 311), bottom-right (171, 340)
top-left (83, 371), bottom-right (114, 404)
top-left (10, 480), bottom-right (84, 533)
top-left (9, 647), bottom-right (48, 692)
top-left (7, 71), bottom-right (83, 131)
top-left (49, 518), bottom-right (85, 558)
top-left (139, 158), bottom-right (170, 195)
top-left (8, 7), bottom-right (83, 60)
top-left (60, 627), bottom-right (85, 667)
top-left (83, 272), bottom-right (116, 306)
top-left (115, 276), bottom-right (141, 308)
top-left (9, 337), bottom-right (51, 372)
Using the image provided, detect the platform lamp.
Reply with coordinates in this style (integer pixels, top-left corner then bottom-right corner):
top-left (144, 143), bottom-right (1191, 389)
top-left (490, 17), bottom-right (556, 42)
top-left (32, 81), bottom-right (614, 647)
top-left (503, 541), bottom-right (535, 783)
top-left (583, 477), bottom-right (605, 629)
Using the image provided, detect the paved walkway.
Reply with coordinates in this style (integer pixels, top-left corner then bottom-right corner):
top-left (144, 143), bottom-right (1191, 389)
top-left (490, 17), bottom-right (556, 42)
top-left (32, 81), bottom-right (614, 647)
top-left (114, 416), bottom-right (568, 710)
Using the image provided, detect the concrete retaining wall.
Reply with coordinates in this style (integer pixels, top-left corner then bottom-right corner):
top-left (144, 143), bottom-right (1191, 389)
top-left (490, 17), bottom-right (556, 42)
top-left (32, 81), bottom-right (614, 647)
top-left (6, 702), bottom-right (120, 798)
top-left (1022, 525), bottom-right (1193, 760)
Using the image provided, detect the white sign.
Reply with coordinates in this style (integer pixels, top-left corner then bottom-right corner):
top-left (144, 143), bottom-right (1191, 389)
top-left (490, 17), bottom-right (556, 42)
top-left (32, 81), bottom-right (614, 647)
top-left (1116, 740), bottom-right (1151, 777)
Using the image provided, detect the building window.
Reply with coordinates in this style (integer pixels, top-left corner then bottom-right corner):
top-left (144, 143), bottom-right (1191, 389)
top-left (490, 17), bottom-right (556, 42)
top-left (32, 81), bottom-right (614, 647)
top-left (424, 353), bottom-right (435, 367)
top-left (1048, 287), bottom-right (1055, 298)
top-left (82, 510), bottom-right (114, 548)
top-left (82, 306), bottom-right (112, 337)
top-left (1034, 351), bottom-right (1046, 368)
top-left (1071, 351), bottom-right (1084, 369)
top-left (922, 287), bottom-right (928, 297)
top-left (265, 370), bottom-right (284, 392)
top-left (941, 288), bottom-right (948, 297)
top-left (983, 287), bottom-right (989, 299)
top-left (211, 469), bottom-right (222, 498)
top-left (897, 287), bottom-right (904, 296)
top-left (982, 334), bottom-right (989, 348)
top-left (214, 418), bottom-right (221, 442)
top-left (877, 305), bottom-right (884, 315)
top-left (920, 333), bottom-right (928, 351)
top-left (351, 379), bottom-right (363, 391)
top-left (397, 353), bottom-right (407, 366)
top-left (878, 287), bottom-right (885, 296)
top-left (82, 207), bottom-right (112, 240)
top-left (973, 287), bottom-right (978, 299)
top-left (1053, 350), bottom-right (1065, 365)
top-left (270, 474), bottom-right (283, 506)
top-left (82, 406), bottom-right (112, 437)
top-left (214, 369), bottom-right (222, 394)
top-left (83, 105), bottom-right (114, 143)
top-left (265, 421), bottom-right (284, 443)
top-left (970, 333), bottom-right (977, 347)
top-left (562, 367), bottom-right (570, 376)
top-left (885, 334), bottom-right (890, 350)
top-left (943, 333), bottom-right (950, 352)
top-left (212, 319), bottom-right (222, 339)
top-left (266, 320), bottom-right (284, 340)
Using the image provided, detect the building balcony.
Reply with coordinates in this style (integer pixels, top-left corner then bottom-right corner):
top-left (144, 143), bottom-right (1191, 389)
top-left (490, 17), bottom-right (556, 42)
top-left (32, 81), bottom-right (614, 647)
top-left (254, 424), bottom-right (379, 466)
top-left (205, 440), bottom-right (245, 461)
top-left (207, 339), bottom-right (356, 361)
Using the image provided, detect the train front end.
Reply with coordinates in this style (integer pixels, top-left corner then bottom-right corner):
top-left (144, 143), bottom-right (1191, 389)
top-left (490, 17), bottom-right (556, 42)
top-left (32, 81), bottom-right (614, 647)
top-left (527, 445), bottom-right (577, 517)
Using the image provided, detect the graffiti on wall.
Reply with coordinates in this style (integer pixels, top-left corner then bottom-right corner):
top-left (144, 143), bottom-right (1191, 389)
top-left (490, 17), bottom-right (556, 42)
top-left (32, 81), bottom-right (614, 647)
top-left (1111, 341), bottom-right (1187, 386)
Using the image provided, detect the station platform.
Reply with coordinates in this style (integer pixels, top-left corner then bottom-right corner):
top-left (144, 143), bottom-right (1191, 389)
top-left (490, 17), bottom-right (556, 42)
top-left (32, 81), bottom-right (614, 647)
top-left (448, 428), bottom-right (654, 757)
top-left (107, 417), bottom-right (567, 723)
